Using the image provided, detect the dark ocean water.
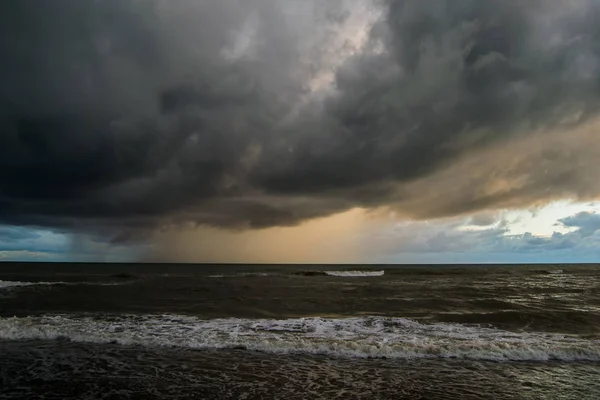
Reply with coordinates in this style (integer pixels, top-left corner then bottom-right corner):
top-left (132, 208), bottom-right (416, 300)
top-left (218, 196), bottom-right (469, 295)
top-left (1, 263), bottom-right (600, 399)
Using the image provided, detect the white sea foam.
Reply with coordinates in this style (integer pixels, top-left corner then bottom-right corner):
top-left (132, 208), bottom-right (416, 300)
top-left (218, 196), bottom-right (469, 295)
top-left (546, 269), bottom-right (564, 274)
top-left (0, 280), bottom-right (131, 290)
top-left (324, 270), bottom-right (384, 277)
top-left (0, 314), bottom-right (598, 362)
top-left (0, 280), bottom-right (33, 289)
top-left (0, 280), bottom-right (66, 289)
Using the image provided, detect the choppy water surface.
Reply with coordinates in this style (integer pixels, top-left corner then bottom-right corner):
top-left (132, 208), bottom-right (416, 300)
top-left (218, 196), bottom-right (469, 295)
top-left (1, 263), bottom-right (599, 399)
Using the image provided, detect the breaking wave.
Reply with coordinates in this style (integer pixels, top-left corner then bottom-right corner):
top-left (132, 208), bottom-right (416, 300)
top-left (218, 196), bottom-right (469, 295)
top-left (324, 270), bottom-right (384, 277)
top-left (1, 314), bottom-right (598, 362)
top-left (0, 280), bottom-right (131, 290)
top-left (208, 271), bottom-right (385, 278)
top-left (0, 280), bottom-right (66, 289)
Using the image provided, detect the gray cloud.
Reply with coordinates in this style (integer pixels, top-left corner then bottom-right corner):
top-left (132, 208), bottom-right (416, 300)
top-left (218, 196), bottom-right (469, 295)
top-left (2, 0), bottom-right (600, 238)
top-left (256, 0), bottom-right (600, 192)
top-left (0, 226), bottom-right (41, 242)
top-left (559, 212), bottom-right (600, 237)
top-left (469, 213), bottom-right (499, 227)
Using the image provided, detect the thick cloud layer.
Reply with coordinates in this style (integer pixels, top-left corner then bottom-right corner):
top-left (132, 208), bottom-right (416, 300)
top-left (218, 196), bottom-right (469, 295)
top-left (1, 0), bottom-right (600, 236)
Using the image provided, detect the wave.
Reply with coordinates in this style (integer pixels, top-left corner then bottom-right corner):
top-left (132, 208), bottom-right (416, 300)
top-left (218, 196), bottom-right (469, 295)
top-left (0, 280), bottom-right (131, 290)
top-left (324, 270), bottom-right (385, 277)
top-left (0, 280), bottom-right (66, 289)
top-left (209, 271), bottom-right (387, 278)
top-left (545, 269), bottom-right (564, 274)
top-left (209, 270), bottom-right (385, 278)
top-left (1, 314), bottom-right (598, 362)
top-left (208, 272), bottom-right (276, 278)
top-left (294, 270), bottom-right (385, 277)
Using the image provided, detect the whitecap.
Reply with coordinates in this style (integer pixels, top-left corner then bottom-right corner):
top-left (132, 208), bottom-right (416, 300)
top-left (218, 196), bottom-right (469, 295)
top-left (0, 280), bottom-right (132, 290)
top-left (546, 269), bottom-right (564, 274)
top-left (1, 314), bottom-right (598, 362)
top-left (0, 280), bottom-right (66, 289)
top-left (324, 270), bottom-right (384, 277)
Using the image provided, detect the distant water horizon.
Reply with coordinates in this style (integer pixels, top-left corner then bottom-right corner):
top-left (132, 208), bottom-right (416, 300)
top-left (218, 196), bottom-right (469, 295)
top-left (2, 261), bottom-right (599, 269)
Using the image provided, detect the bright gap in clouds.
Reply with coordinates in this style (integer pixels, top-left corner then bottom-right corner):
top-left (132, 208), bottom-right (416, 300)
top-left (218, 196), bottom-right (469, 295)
top-left (503, 201), bottom-right (600, 237)
top-left (455, 201), bottom-right (600, 237)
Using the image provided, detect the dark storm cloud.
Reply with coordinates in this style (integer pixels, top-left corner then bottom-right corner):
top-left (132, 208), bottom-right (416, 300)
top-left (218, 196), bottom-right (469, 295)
top-left (0, 0), bottom-right (308, 230)
top-left (1, 0), bottom-right (600, 235)
top-left (257, 0), bottom-right (600, 192)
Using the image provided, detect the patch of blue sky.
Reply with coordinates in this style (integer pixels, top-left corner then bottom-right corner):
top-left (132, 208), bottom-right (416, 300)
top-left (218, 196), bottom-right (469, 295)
top-left (0, 226), bottom-right (140, 262)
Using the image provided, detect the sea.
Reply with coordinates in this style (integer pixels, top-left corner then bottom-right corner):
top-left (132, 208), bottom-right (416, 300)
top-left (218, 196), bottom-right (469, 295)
top-left (1, 263), bottom-right (599, 399)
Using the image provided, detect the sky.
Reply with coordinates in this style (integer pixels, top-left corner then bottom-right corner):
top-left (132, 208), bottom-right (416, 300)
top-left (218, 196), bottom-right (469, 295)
top-left (1, 0), bottom-right (600, 263)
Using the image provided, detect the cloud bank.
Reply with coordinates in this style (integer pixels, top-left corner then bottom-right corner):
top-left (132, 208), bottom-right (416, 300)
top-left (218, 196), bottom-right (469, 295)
top-left (362, 210), bottom-right (600, 264)
top-left (2, 0), bottom-right (600, 241)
